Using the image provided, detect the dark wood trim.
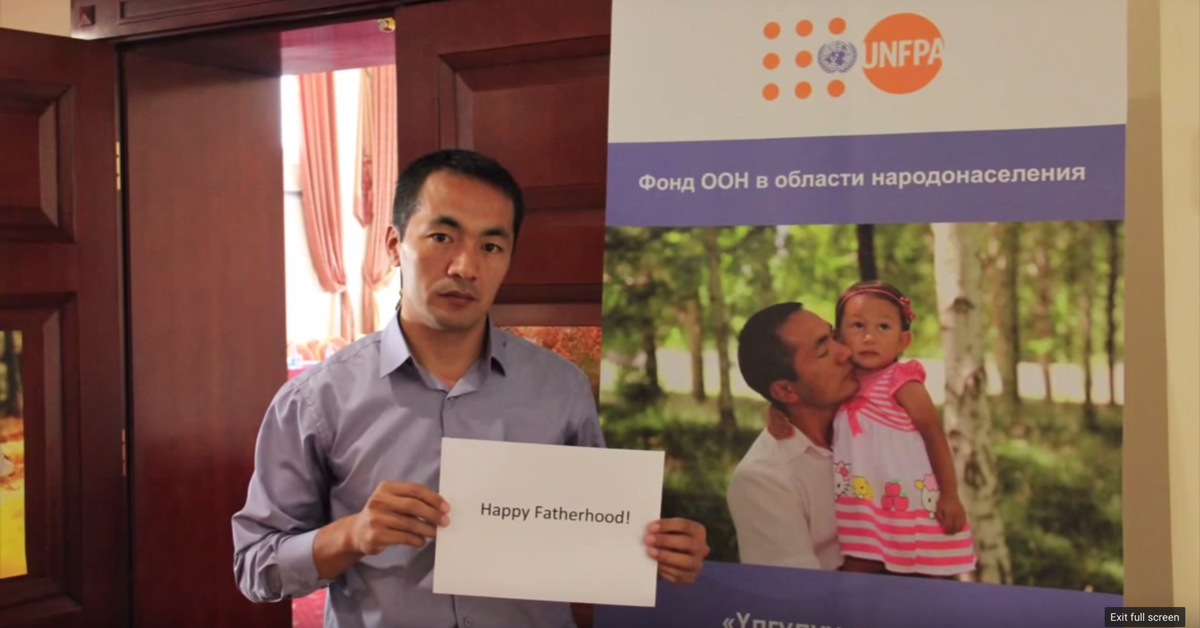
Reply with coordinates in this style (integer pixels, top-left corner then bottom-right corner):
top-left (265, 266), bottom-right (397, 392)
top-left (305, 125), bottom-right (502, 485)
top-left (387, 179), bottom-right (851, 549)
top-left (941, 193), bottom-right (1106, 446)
top-left (73, 1), bottom-right (419, 44)
top-left (440, 34), bottom-right (609, 71)
top-left (119, 28), bottom-right (284, 76)
top-left (491, 302), bottom-right (601, 327)
top-left (494, 283), bottom-right (601, 304)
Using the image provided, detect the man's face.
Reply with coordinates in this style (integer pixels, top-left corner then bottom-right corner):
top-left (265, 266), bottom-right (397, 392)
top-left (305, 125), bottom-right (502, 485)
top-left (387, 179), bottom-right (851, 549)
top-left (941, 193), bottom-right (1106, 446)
top-left (769, 310), bottom-right (858, 408)
top-left (385, 171), bottom-right (514, 333)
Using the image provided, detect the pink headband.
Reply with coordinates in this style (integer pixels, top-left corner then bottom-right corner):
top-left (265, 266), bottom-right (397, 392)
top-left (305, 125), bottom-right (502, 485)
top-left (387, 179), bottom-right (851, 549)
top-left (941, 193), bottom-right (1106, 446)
top-left (838, 287), bottom-right (916, 326)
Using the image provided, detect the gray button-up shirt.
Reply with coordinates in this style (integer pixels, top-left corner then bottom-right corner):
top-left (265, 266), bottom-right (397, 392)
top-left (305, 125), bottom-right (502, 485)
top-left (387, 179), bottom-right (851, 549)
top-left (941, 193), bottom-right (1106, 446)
top-left (232, 314), bottom-right (605, 628)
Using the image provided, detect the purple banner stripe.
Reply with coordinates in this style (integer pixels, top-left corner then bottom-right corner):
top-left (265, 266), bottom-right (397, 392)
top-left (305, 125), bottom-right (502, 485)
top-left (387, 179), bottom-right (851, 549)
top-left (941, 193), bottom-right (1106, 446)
top-left (605, 125), bottom-right (1125, 227)
top-left (594, 561), bottom-right (1122, 628)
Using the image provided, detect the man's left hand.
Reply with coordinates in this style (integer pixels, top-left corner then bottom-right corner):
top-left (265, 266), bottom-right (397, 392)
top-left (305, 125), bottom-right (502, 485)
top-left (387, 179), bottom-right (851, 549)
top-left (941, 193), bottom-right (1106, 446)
top-left (644, 518), bottom-right (709, 585)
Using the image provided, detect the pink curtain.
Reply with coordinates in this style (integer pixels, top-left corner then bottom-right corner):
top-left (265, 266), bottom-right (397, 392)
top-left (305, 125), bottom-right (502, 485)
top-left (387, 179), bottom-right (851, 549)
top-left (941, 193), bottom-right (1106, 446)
top-left (353, 65), bottom-right (398, 334)
top-left (299, 72), bottom-right (354, 342)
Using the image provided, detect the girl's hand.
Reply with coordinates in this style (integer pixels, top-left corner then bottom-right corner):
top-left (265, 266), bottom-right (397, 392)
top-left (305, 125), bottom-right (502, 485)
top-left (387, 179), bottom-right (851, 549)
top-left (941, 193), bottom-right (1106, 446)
top-left (936, 493), bottom-right (967, 535)
top-left (764, 405), bottom-right (794, 440)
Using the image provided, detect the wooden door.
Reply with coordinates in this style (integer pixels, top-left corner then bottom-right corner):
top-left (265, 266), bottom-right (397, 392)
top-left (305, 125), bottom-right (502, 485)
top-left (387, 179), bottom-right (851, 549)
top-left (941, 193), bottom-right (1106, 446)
top-left (394, 0), bottom-right (612, 624)
top-left (0, 27), bottom-right (129, 628)
top-left (121, 45), bottom-right (290, 628)
top-left (395, 0), bottom-right (611, 330)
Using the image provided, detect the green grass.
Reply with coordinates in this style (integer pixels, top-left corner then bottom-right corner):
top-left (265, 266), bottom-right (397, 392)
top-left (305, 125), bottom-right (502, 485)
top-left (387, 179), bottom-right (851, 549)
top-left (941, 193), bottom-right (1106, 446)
top-left (600, 391), bottom-right (1124, 593)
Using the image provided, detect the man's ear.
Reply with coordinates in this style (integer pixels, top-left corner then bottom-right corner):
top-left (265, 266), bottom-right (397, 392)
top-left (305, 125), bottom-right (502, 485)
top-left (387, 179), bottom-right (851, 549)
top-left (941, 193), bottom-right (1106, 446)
top-left (768, 379), bottom-right (800, 405)
top-left (385, 224), bottom-right (401, 267)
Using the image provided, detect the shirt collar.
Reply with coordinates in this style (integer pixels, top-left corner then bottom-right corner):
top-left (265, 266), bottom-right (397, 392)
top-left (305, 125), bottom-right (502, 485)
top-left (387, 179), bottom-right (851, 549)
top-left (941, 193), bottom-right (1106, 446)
top-left (378, 312), bottom-right (508, 378)
top-left (778, 415), bottom-right (835, 459)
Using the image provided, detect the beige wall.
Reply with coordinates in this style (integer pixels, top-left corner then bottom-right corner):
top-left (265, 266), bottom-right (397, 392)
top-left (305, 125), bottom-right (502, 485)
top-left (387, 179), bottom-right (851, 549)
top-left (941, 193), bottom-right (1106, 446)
top-left (0, 0), bottom-right (69, 37)
top-left (1127, 0), bottom-right (1199, 622)
top-left (1125, 0), bottom-right (1172, 608)
top-left (1160, 0), bottom-right (1200, 622)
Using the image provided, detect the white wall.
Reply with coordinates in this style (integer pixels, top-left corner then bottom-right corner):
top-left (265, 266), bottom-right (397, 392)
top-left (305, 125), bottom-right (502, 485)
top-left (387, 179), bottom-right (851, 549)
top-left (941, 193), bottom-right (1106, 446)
top-left (282, 71), bottom-right (400, 345)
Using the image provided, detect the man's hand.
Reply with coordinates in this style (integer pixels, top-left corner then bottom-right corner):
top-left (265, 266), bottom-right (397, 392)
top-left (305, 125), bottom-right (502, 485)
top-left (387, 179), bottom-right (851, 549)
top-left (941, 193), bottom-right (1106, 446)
top-left (644, 518), bottom-right (709, 585)
top-left (349, 481), bottom-right (450, 555)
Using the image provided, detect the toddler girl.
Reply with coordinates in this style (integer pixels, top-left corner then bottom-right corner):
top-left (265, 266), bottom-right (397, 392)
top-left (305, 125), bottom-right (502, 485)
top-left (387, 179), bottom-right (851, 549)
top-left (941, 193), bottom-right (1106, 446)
top-left (769, 280), bottom-right (977, 578)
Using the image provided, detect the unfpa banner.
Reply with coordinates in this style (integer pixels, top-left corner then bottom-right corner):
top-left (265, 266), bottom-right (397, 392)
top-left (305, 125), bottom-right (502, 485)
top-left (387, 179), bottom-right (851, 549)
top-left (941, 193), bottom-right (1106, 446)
top-left (596, 0), bottom-right (1126, 627)
top-left (605, 0), bottom-right (1125, 227)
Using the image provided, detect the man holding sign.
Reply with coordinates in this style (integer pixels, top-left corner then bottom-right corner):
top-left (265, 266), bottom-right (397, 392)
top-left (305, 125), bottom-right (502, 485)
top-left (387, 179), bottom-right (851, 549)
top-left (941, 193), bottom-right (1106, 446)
top-left (231, 149), bottom-right (709, 628)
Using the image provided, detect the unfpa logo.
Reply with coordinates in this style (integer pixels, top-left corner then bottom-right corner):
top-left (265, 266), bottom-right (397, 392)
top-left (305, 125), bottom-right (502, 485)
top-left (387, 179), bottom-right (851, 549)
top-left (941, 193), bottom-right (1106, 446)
top-left (761, 13), bottom-right (944, 100)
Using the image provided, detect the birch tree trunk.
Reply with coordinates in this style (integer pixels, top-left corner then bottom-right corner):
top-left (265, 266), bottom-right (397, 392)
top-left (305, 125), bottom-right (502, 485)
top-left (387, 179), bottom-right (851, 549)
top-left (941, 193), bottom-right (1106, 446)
top-left (932, 222), bottom-right (1012, 584)
top-left (1104, 220), bottom-right (1120, 405)
top-left (679, 297), bottom-right (707, 402)
top-left (992, 222), bottom-right (1022, 413)
top-left (641, 326), bottom-right (660, 397)
top-left (753, 227), bottom-right (778, 307)
top-left (1034, 225), bottom-right (1055, 401)
top-left (703, 228), bottom-right (737, 439)
top-left (1078, 225), bottom-right (1098, 428)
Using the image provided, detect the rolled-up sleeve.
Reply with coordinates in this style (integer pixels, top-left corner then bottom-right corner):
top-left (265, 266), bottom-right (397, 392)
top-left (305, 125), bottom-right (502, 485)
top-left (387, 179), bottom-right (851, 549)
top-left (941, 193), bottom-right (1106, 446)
top-left (232, 379), bottom-right (333, 602)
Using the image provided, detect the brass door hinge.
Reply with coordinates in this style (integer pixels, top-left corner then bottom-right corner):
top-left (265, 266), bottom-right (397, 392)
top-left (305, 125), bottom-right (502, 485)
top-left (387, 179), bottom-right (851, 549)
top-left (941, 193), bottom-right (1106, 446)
top-left (116, 142), bottom-right (122, 191)
top-left (121, 428), bottom-right (127, 477)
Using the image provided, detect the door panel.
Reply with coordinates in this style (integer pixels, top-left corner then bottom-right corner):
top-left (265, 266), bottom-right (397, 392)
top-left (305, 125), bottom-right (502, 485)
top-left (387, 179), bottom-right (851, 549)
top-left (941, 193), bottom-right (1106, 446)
top-left (122, 51), bottom-right (289, 628)
top-left (0, 27), bottom-right (127, 628)
top-left (0, 77), bottom-right (74, 239)
top-left (395, 0), bottom-right (610, 330)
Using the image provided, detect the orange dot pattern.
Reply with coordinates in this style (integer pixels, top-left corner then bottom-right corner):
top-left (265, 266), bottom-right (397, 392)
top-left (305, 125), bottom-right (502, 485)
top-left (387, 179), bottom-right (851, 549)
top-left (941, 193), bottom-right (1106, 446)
top-left (761, 17), bottom-right (851, 100)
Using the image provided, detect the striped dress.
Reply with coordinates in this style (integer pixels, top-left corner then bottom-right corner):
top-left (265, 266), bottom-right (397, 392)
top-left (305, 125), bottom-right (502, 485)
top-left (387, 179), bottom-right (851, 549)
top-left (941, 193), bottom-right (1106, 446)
top-left (831, 360), bottom-right (977, 576)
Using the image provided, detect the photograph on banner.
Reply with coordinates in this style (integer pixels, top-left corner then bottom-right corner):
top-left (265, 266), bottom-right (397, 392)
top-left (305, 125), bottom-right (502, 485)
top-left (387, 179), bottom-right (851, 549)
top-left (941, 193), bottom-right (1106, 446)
top-left (599, 219), bottom-right (1124, 593)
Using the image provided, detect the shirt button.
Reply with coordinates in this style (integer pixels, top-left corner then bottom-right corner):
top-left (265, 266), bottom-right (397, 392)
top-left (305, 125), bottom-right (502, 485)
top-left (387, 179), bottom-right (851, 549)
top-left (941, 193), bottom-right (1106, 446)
top-left (463, 618), bottom-right (472, 627)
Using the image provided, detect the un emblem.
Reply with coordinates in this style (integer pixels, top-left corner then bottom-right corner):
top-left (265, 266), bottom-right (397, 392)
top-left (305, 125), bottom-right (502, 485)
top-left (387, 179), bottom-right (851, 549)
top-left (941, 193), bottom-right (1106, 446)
top-left (817, 41), bottom-right (857, 73)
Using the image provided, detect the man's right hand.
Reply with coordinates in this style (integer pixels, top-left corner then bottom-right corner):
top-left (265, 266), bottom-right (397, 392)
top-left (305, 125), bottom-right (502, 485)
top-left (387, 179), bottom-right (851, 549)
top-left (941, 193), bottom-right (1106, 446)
top-left (349, 481), bottom-right (451, 555)
top-left (313, 482), bottom-right (451, 581)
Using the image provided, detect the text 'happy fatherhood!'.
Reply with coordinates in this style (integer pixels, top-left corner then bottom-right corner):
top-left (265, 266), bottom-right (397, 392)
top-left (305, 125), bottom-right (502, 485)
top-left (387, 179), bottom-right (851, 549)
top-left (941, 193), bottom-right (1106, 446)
top-left (480, 503), bottom-right (632, 525)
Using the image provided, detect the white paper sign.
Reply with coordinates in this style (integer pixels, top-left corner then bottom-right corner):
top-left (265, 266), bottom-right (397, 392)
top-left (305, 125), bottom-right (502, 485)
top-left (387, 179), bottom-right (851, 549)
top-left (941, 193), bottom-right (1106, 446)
top-left (432, 437), bottom-right (666, 607)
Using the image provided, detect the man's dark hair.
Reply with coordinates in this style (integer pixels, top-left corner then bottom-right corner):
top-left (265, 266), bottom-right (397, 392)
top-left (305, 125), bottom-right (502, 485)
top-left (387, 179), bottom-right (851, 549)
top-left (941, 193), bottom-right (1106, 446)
top-left (392, 148), bottom-right (525, 244)
top-left (737, 302), bottom-right (805, 407)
